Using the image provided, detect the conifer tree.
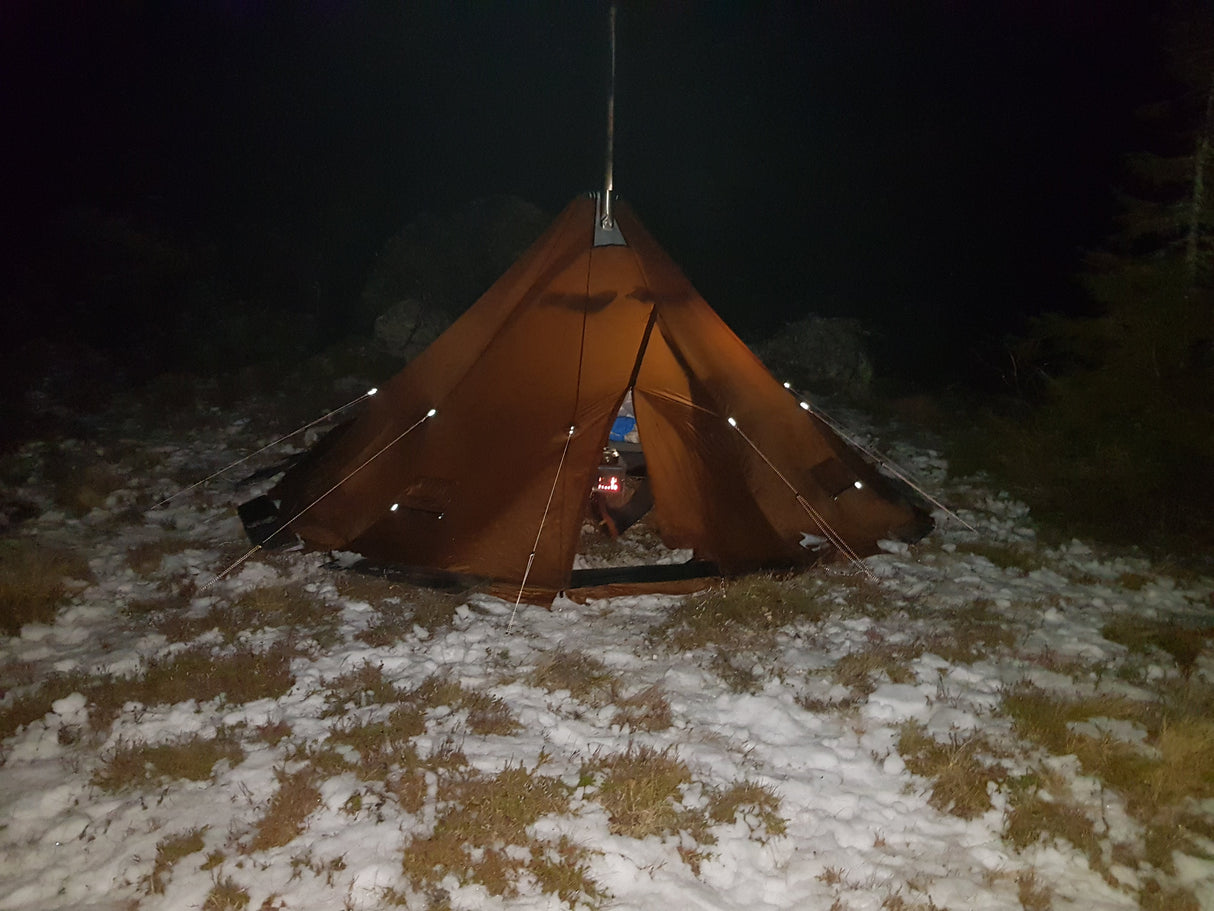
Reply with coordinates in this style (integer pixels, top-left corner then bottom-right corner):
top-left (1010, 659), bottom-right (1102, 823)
top-left (991, 5), bottom-right (1214, 551)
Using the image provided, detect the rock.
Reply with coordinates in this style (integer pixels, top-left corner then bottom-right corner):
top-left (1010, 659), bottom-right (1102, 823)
top-left (360, 195), bottom-right (550, 347)
top-left (753, 314), bottom-right (874, 395)
top-left (373, 298), bottom-right (452, 361)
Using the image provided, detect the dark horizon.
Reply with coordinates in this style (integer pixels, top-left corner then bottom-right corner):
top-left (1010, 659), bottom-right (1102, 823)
top-left (0, 0), bottom-right (1173, 390)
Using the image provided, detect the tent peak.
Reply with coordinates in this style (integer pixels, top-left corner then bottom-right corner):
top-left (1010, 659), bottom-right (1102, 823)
top-left (593, 192), bottom-right (626, 247)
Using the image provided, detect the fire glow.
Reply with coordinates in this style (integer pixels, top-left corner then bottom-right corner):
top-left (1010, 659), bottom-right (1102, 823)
top-left (596, 475), bottom-right (621, 494)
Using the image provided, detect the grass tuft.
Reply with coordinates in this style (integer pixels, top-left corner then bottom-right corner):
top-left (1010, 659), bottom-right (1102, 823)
top-left (581, 745), bottom-right (699, 841)
top-left (708, 780), bottom-right (786, 839)
top-left (341, 578), bottom-right (465, 643)
top-left (400, 763), bottom-right (601, 905)
top-left (920, 600), bottom-right (1018, 664)
top-left (245, 765), bottom-right (323, 852)
top-left (897, 721), bottom-right (1005, 820)
top-left (155, 583), bottom-right (340, 647)
top-left (321, 662), bottom-right (403, 716)
top-left (327, 705), bottom-right (426, 781)
top-left (1015, 869), bottom-right (1053, 911)
top-left (1101, 616), bottom-right (1211, 677)
top-left (142, 827), bottom-right (208, 894)
top-left (0, 671), bottom-right (99, 740)
top-left (1004, 773), bottom-right (1102, 872)
top-left (202, 875), bottom-right (250, 910)
top-left (833, 642), bottom-right (922, 698)
top-left (611, 684), bottom-right (673, 732)
top-left (102, 641), bottom-right (299, 726)
top-left (653, 575), bottom-right (830, 651)
top-left (93, 730), bottom-right (244, 792)
top-left (529, 649), bottom-right (618, 705)
top-left (0, 539), bottom-right (91, 635)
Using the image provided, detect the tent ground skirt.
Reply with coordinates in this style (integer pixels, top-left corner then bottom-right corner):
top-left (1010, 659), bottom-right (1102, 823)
top-left (330, 557), bottom-right (725, 605)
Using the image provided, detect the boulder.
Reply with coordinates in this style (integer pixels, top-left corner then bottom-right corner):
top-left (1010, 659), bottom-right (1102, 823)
top-left (373, 298), bottom-right (453, 361)
top-left (360, 195), bottom-right (550, 359)
top-left (753, 314), bottom-right (874, 395)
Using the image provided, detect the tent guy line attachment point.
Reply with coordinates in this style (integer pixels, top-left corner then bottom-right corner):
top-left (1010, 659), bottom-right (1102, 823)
top-left (153, 388), bottom-right (379, 510)
top-left (205, 406), bottom-right (436, 588)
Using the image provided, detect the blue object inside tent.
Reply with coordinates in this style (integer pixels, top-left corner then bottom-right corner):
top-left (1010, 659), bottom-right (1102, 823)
top-left (609, 415), bottom-right (637, 442)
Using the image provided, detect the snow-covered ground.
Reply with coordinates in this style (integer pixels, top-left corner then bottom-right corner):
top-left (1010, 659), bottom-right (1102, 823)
top-left (1, 391), bottom-right (1212, 911)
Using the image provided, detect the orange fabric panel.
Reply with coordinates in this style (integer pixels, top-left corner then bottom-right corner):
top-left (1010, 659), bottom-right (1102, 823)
top-left (617, 203), bottom-right (924, 569)
top-left (277, 197), bottom-right (657, 594)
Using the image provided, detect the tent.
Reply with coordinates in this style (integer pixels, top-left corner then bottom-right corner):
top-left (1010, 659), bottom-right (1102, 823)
top-left (247, 193), bottom-right (930, 603)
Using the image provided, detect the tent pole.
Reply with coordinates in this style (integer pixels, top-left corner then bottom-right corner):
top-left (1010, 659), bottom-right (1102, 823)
top-left (600, 2), bottom-right (617, 229)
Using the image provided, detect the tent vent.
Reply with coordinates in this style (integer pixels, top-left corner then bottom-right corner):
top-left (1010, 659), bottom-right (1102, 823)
top-left (594, 192), bottom-right (627, 247)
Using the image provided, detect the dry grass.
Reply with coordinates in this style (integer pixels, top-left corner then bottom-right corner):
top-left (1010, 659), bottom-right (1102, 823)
top-left (1101, 615), bottom-right (1211, 677)
top-left (387, 739), bottom-right (469, 815)
top-left (141, 827), bottom-right (208, 895)
top-left (1150, 718), bottom-right (1214, 807)
top-left (896, 722), bottom-right (1006, 820)
top-left (124, 586), bottom-right (196, 619)
top-left (11, 641), bottom-right (301, 736)
top-left (580, 745), bottom-right (700, 841)
top-left (154, 582), bottom-right (340, 648)
top-left (45, 454), bottom-right (127, 516)
top-left (320, 662), bottom-right (403, 716)
top-left (529, 649), bottom-right (619, 705)
top-left (202, 875), bottom-right (250, 910)
top-left (1138, 879), bottom-right (1202, 911)
top-left (611, 684), bottom-right (673, 732)
top-left (245, 765), bottom-right (323, 852)
top-left (833, 642), bottom-right (922, 698)
top-left (289, 847), bottom-right (348, 886)
top-left (1001, 680), bottom-right (1214, 886)
top-left (708, 780), bottom-right (786, 839)
top-left (125, 537), bottom-right (198, 576)
top-left (709, 647), bottom-right (764, 694)
top-left (0, 539), bottom-right (91, 635)
top-left (327, 705), bottom-right (426, 781)
top-left (255, 719), bottom-right (293, 746)
top-left (1004, 776), bottom-right (1104, 874)
top-left (0, 670), bottom-right (100, 740)
top-left (126, 641), bottom-right (297, 716)
top-left (341, 577), bottom-right (465, 643)
top-left (320, 672), bottom-right (518, 782)
top-left (920, 600), bottom-right (1019, 664)
top-left (234, 582), bottom-right (343, 646)
top-left (93, 730), bottom-right (244, 792)
top-left (460, 689), bottom-right (522, 736)
top-left (1015, 870), bottom-right (1053, 911)
top-left (821, 570), bottom-right (900, 621)
top-left (953, 540), bottom-right (1041, 574)
top-left (653, 574), bottom-right (831, 651)
top-left (400, 763), bottom-right (603, 906)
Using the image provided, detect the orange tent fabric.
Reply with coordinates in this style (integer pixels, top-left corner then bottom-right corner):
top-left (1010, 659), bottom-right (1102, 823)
top-left (271, 195), bottom-right (929, 602)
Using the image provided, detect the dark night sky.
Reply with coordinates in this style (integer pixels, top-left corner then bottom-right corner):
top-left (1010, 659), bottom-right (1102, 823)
top-left (0, 0), bottom-right (1171, 387)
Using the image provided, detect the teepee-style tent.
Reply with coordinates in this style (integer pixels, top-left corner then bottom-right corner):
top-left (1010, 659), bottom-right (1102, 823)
top-left (237, 7), bottom-right (930, 603)
top-left (251, 192), bottom-right (930, 604)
